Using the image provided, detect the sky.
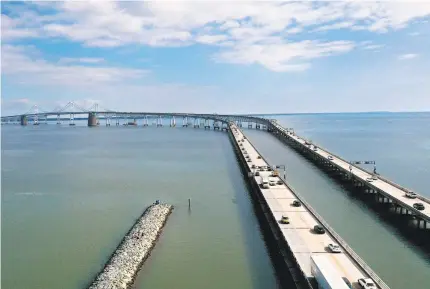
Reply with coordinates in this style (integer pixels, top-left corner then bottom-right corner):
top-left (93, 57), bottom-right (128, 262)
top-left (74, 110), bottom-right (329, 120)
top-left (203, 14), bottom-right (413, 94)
top-left (1, 0), bottom-right (430, 115)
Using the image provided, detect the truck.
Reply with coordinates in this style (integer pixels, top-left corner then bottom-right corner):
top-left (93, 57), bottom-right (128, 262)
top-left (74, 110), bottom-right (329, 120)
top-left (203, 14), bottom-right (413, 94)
top-left (310, 255), bottom-right (351, 289)
top-left (260, 176), bottom-right (270, 189)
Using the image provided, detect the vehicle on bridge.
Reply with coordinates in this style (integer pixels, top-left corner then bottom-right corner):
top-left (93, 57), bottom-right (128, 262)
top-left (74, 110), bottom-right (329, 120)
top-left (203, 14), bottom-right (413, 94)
top-left (292, 200), bottom-right (301, 207)
top-left (327, 155), bottom-right (334, 160)
top-left (358, 278), bottom-right (376, 289)
top-left (405, 191), bottom-right (417, 199)
top-left (280, 215), bottom-right (290, 224)
top-left (260, 177), bottom-right (270, 189)
top-left (311, 255), bottom-right (350, 289)
top-left (314, 225), bottom-right (326, 234)
top-left (328, 243), bottom-right (342, 253)
top-left (413, 203), bottom-right (425, 210)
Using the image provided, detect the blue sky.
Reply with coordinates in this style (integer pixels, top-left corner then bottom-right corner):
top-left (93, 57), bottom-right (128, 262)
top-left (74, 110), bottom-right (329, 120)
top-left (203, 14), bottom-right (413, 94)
top-left (1, 1), bottom-right (430, 115)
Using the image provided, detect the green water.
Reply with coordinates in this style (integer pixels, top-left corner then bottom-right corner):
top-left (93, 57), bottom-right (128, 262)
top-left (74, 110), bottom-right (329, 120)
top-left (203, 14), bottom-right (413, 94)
top-left (1, 125), bottom-right (279, 289)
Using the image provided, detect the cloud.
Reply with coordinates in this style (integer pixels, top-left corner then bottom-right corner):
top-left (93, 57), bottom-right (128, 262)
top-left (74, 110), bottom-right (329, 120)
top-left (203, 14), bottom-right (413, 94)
top-left (214, 40), bottom-right (354, 72)
top-left (2, 1), bottom-right (430, 72)
top-left (1, 98), bottom-right (33, 112)
top-left (398, 53), bottom-right (419, 60)
top-left (2, 1), bottom-right (430, 71)
top-left (58, 57), bottom-right (105, 64)
top-left (362, 44), bottom-right (385, 50)
top-left (1, 45), bottom-right (148, 86)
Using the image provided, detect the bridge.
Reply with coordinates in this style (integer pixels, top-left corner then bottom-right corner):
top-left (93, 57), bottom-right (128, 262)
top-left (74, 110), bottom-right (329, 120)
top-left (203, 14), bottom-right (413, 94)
top-left (3, 104), bottom-right (429, 289)
top-left (266, 120), bottom-right (430, 228)
top-left (0, 102), bottom-right (270, 129)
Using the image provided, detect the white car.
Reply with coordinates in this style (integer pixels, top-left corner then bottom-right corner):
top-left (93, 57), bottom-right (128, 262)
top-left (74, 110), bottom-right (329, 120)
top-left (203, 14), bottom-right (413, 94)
top-left (366, 178), bottom-right (373, 183)
top-left (406, 191), bottom-right (417, 199)
top-left (327, 155), bottom-right (334, 160)
top-left (269, 181), bottom-right (276, 186)
top-left (328, 243), bottom-right (341, 253)
top-left (358, 278), bottom-right (376, 289)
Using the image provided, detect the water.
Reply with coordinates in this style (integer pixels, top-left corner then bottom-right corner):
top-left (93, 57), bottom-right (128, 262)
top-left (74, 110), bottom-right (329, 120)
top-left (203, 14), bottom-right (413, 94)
top-left (1, 125), bottom-right (279, 289)
top-left (244, 112), bottom-right (430, 289)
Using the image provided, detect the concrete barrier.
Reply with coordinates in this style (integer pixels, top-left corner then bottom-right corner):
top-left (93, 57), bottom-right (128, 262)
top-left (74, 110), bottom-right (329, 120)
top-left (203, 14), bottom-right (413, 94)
top-left (87, 203), bottom-right (173, 289)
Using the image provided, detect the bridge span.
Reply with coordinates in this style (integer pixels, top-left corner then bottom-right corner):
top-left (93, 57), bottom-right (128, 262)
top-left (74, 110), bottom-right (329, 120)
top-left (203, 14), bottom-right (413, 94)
top-left (229, 123), bottom-right (389, 289)
top-left (266, 120), bottom-right (430, 228)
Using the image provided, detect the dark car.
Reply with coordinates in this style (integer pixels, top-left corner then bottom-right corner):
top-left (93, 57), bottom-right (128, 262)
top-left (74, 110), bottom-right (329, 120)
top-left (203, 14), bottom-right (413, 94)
top-left (313, 225), bottom-right (325, 234)
top-left (255, 171), bottom-right (260, 176)
top-left (292, 200), bottom-right (301, 207)
top-left (413, 203), bottom-right (425, 211)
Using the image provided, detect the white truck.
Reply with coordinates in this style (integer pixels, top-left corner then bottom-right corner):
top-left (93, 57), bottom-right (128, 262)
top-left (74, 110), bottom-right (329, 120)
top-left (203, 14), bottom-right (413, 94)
top-left (311, 255), bottom-right (351, 289)
top-left (260, 176), bottom-right (270, 189)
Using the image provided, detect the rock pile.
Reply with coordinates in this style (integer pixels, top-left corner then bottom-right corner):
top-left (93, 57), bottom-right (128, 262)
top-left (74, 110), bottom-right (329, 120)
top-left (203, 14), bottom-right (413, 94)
top-left (88, 203), bottom-right (173, 289)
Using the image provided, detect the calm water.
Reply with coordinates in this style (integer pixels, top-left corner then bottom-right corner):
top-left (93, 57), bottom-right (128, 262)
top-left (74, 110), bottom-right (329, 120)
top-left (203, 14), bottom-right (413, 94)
top-left (1, 124), bottom-right (279, 289)
top-left (244, 112), bottom-right (430, 289)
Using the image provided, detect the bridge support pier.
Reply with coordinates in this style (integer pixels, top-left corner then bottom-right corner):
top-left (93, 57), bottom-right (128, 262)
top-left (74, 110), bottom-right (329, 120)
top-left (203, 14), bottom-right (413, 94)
top-left (20, 115), bottom-right (28, 126)
top-left (88, 112), bottom-right (98, 127)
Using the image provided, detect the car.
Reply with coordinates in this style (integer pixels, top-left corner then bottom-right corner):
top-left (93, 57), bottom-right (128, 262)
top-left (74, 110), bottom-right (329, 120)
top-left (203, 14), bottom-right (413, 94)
top-left (366, 178), bottom-right (373, 183)
top-left (255, 171), bottom-right (260, 176)
top-left (313, 225), bottom-right (325, 234)
top-left (313, 147), bottom-right (318, 151)
top-left (327, 155), bottom-right (333, 160)
top-left (280, 215), bottom-right (290, 224)
top-left (277, 180), bottom-right (283, 185)
top-left (292, 200), bottom-right (301, 207)
top-left (269, 181), bottom-right (276, 186)
top-left (247, 159), bottom-right (252, 162)
top-left (406, 191), bottom-right (417, 199)
top-left (257, 156), bottom-right (262, 159)
top-left (371, 175), bottom-right (378, 181)
top-left (328, 243), bottom-right (341, 253)
top-left (358, 278), bottom-right (376, 289)
top-left (413, 203), bottom-right (425, 210)
top-left (251, 165), bottom-right (256, 169)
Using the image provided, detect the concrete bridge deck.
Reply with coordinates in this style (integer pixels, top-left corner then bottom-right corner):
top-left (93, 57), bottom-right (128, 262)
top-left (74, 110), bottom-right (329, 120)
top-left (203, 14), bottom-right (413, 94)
top-left (230, 123), bottom-right (390, 289)
top-left (270, 122), bottom-right (430, 224)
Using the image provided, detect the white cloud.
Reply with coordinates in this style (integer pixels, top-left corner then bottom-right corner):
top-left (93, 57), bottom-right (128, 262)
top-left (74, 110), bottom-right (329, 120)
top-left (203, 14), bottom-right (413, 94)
top-left (362, 44), bottom-right (385, 50)
top-left (1, 45), bottom-right (147, 86)
top-left (58, 57), bottom-right (105, 64)
top-left (398, 53), bottom-right (419, 60)
top-left (2, 1), bottom-right (430, 72)
top-left (215, 40), bottom-right (354, 72)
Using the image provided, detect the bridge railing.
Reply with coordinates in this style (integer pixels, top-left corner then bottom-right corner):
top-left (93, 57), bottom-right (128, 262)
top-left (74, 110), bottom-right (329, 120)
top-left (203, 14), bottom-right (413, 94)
top-left (234, 122), bottom-right (390, 289)
top-left (267, 121), bottom-right (429, 205)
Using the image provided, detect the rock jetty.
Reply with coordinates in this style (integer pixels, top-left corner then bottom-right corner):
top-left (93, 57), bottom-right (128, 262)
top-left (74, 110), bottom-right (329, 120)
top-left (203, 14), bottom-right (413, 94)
top-left (88, 203), bottom-right (173, 289)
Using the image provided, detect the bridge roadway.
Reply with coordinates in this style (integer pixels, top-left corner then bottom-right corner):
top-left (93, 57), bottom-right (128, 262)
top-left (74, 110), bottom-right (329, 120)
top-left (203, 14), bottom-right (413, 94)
top-left (268, 121), bottom-right (430, 224)
top-left (230, 123), bottom-right (390, 289)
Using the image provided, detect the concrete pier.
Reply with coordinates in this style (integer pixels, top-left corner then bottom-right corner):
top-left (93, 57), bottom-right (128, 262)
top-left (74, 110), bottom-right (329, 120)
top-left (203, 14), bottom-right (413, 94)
top-left (88, 112), bottom-right (98, 127)
top-left (20, 115), bottom-right (28, 126)
top-left (87, 203), bottom-right (173, 289)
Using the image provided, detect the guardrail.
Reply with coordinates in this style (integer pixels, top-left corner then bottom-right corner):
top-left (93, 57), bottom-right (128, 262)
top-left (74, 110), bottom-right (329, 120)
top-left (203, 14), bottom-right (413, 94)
top-left (269, 123), bottom-right (429, 204)
top-left (233, 123), bottom-right (391, 289)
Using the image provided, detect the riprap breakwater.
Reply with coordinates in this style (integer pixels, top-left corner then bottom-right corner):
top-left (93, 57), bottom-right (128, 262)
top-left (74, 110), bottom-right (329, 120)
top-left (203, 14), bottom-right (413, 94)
top-left (88, 203), bottom-right (173, 289)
